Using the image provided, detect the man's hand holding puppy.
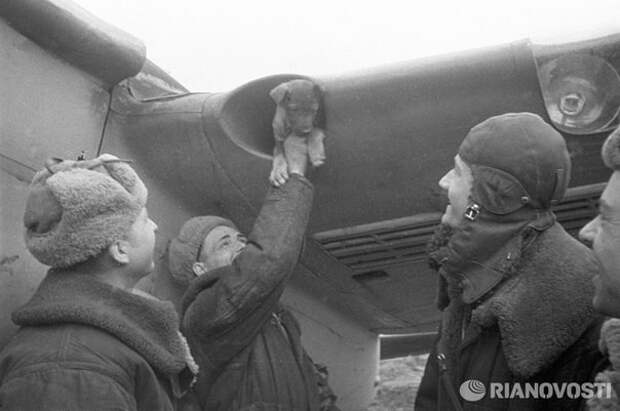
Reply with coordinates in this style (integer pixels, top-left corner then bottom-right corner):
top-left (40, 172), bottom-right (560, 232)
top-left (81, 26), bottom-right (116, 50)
top-left (271, 135), bottom-right (308, 186)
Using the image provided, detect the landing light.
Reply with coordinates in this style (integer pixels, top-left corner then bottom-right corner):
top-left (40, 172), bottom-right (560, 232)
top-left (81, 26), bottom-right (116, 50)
top-left (538, 54), bottom-right (620, 135)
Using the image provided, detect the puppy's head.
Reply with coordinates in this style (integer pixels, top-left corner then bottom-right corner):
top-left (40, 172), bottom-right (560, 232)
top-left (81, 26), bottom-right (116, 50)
top-left (270, 79), bottom-right (322, 136)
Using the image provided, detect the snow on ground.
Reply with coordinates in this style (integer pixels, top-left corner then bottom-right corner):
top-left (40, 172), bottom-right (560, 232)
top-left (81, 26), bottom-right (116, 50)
top-left (367, 354), bottom-right (428, 410)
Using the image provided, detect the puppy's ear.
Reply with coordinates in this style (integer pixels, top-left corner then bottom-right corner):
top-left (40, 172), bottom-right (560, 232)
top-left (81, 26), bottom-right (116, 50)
top-left (269, 83), bottom-right (290, 104)
top-left (312, 83), bottom-right (324, 99)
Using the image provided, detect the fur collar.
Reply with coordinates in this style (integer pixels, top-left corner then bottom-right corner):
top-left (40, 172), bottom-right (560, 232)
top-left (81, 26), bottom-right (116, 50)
top-left (469, 223), bottom-right (598, 379)
top-left (587, 319), bottom-right (620, 410)
top-left (13, 269), bottom-right (194, 378)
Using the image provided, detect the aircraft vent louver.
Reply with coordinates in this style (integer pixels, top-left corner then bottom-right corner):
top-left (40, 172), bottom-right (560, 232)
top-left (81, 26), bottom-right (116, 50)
top-left (552, 183), bottom-right (604, 236)
top-left (313, 213), bottom-right (442, 272)
top-left (313, 183), bottom-right (604, 272)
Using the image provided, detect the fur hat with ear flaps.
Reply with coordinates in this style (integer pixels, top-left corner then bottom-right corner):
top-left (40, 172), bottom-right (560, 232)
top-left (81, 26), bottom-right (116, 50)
top-left (602, 126), bottom-right (620, 170)
top-left (23, 154), bottom-right (148, 268)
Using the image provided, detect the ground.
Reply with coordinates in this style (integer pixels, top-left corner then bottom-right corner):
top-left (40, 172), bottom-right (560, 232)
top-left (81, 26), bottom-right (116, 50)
top-left (367, 354), bottom-right (428, 410)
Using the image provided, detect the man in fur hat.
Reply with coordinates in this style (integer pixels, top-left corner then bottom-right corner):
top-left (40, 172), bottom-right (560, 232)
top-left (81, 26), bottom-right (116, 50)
top-left (580, 127), bottom-right (620, 410)
top-left (0, 154), bottom-right (198, 410)
top-left (415, 113), bottom-right (604, 410)
top-left (168, 138), bottom-right (339, 410)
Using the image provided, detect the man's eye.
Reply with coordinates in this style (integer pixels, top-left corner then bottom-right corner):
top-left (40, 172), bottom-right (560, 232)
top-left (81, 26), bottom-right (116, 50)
top-left (598, 206), bottom-right (609, 220)
top-left (599, 213), bottom-right (617, 225)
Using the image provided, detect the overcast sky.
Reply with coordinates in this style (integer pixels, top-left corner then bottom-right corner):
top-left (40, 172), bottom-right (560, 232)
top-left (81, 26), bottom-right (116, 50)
top-left (74, 0), bottom-right (620, 92)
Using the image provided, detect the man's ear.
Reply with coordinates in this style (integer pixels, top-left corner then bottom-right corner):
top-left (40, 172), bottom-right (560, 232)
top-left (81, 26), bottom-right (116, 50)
top-left (109, 240), bottom-right (130, 265)
top-left (312, 83), bottom-right (324, 100)
top-left (192, 261), bottom-right (207, 277)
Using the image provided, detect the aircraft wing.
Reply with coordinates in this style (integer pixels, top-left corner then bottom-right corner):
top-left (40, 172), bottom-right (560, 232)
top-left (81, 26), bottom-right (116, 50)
top-left (1, 0), bottom-right (615, 356)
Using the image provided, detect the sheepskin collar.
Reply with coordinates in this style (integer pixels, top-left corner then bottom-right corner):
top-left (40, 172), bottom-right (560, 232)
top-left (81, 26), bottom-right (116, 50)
top-left (433, 207), bottom-right (555, 306)
top-left (13, 269), bottom-right (193, 378)
top-left (469, 223), bottom-right (598, 379)
top-left (588, 319), bottom-right (620, 410)
top-left (428, 214), bottom-right (552, 376)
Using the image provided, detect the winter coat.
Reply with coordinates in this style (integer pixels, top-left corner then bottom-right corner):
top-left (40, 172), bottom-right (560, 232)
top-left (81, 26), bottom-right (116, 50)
top-left (181, 175), bottom-right (323, 411)
top-left (416, 223), bottom-right (605, 411)
top-left (0, 270), bottom-right (198, 411)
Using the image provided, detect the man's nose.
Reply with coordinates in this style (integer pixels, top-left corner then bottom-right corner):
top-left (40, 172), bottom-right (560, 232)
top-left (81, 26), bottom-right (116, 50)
top-left (438, 171), bottom-right (451, 190)
top-left (578, 217), bottom-right (598, 245)
top-left (235, 240), bottom-right (247, 252)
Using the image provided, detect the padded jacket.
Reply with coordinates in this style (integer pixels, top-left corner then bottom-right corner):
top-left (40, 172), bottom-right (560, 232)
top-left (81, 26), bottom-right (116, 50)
top-left (416, 223), bottom-right (605, 411)
top-left (0, 271), bottom-right (197, 411)
top-left (181, 175), bottom-right (322, 411)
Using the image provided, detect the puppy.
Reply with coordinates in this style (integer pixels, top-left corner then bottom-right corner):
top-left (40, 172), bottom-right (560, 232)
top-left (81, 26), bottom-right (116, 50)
top-left (269, 79), bottom-right (326, 186)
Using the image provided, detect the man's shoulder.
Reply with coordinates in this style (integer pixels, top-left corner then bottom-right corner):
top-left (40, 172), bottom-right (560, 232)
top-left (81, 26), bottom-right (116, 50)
top-left (0, 323), bottom-right (144, 382)
top-left (527, 222), bottom-right (597, 267)
top-left (516, 222), bottom-right (600, 291)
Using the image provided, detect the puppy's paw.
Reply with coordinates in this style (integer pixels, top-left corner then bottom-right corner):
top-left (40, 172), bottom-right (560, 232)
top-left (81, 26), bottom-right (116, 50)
top-left (284, 136), bottom-right (308, 176)
top-left (269, 154), bottom-right (289, 186)
top-left (307, 129), bottom-right (326, 168)
top-left (309, 151), bottom-right (326, 167)
top-left (308, 142), bottom-right (326, 168)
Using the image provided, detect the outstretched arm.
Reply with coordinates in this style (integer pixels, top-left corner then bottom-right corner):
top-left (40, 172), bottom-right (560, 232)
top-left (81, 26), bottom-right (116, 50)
top-left (181, 174), bottom-right (313, 369)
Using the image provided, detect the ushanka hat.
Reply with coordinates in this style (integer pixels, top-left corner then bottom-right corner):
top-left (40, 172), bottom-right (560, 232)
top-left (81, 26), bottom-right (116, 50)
top-left (23, 154), bottom-right (147, 268)
top-left (168, 216), bottom-right (238, 284)
top-left (602, 126), bottom-right (620, 170)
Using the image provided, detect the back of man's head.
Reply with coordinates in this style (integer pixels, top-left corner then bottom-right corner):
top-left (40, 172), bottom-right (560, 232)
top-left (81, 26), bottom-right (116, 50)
top-left (602, 126), bottom-right (620, 171)
top-left (459, 112), bottom-right (571, 214)
top-left (23, 154), bottom-right (148, 269)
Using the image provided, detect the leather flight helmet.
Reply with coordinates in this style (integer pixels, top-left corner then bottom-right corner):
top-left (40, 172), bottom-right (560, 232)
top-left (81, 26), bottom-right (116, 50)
top-left (458, 112), bottom-right (571, 214)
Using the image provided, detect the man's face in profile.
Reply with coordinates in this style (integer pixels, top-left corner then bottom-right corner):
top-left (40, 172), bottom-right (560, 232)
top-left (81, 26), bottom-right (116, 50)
top-left (580, 171), bottom-right (620, 317)
top-left (193, 225), bottom-right (248, 275)
top-left (438, 155), bottom-right (473, 228)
